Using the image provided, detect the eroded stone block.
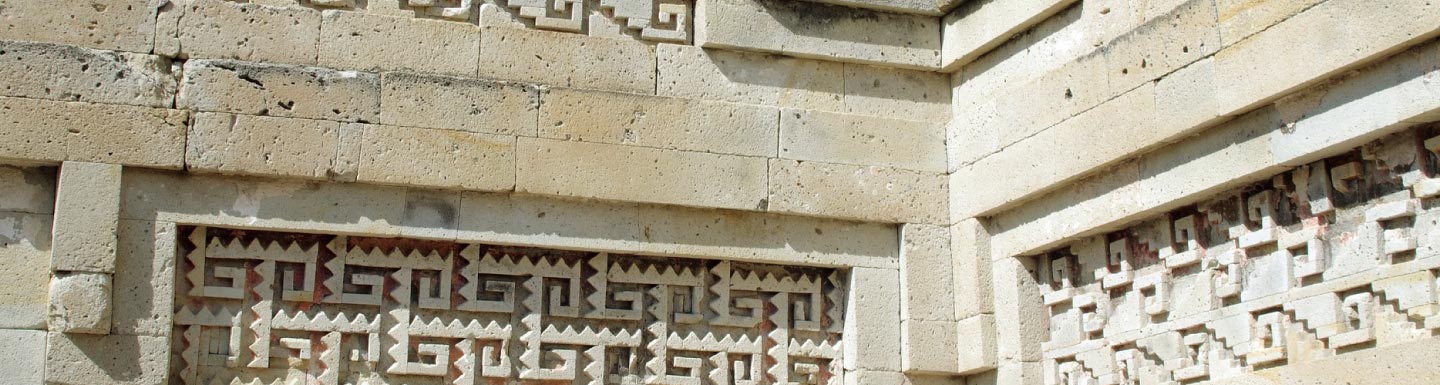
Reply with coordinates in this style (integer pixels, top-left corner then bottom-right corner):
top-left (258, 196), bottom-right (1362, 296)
top-left (48, 272), bottom-right (112, 334)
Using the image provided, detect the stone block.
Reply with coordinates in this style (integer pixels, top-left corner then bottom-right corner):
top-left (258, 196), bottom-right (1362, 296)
top-left (48, 272), bottom-right (112, 334)
top-left (165, 0), bottom-right (321, 64)
top-left (0, 0), bottom-right (157, 52)
top-left (358, 124), bottom-right (516, 191)
top-left (843, 64), bottom-right (951, 122)
top-left (903, 319), bottom-right (960, 374)
top-left (111, 220), bottom-right (174, 336)
top-left (178, 59), bottom-right (380, 122)
top-left (900, 224), bottom-right (955, 322)
top-left (0, 40), bottom-right (175, 108)
top-left (518, 137), bottom-right (767, 210)
top-left (843, 369), bottom-right (907, 385)
top-left (186, 113), bottom-right (342, 179)
top-left (334, 123), bottom-right (364, 182)
top-left (952, 219), bottom-right (993, 319)
top-left (478, 27), bottom-right (656, 94)
top-left (956, 314), bottom-right (998, 374)
top-left (0, 212), bottom-right (53, 329)
top-left (983, 52), bottom-right (1110, 163)
top-left (781, 109), bottom-right (946, 172)
top-left (657, 44), bottom-right (845, 112)
top-left (380, 72), bottom-right (539, 136)
top-left (769, 159), bottom-right (948, 224)
top-left (0, 166), bottom-right (56, 214)
top-left (45, 332), bottom-right (169, 385)
top-left (1154, 57), bottom-right (1222, 134)
top-left (800, 0), bottom-right (956, 15)
top-left (697, 0), bottom-right (941, 70)
top-left (991, 257), bottom-right (1045, 362)
top-left (965, 361), bottom-right (1042, 385)
top-left (0, 329), bottom-right (44, 385)
top-left (539, 88), bottom-right (779, 157)
top-left (941, 0), bottom-right (1077, 71)
top-left (1214, 0), bottom-right (1440, 116)
top-left (1102, 0), bottom-right (1219, 97)
top-left (0, 97), bottom-right (187, 168)
top-left (1216, 0), bottom-right (1325, 47)
top-left (319, 10), bottom-right (480, 76)
top-left (845, 267), bottom-right (901, 371)
top-left (51, 162), bottom-right (121, 273)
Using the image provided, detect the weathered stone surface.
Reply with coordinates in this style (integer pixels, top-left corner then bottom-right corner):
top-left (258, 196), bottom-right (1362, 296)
top-left (845, 267), bottom-right (901, 371)
top-left (657, 44), bottom-right (845, 112)
top-left (781, 109), bottom-right (946, 172)
top-left (110, 220), bottom-right (173, 336)
top-left (956, 314), bottom-right (998, 374)
top-left (0, 166), bottom-right (55, 215)
top-left (900, 224), bottom-right (954, 322)
top-left (0, 0), bottom-right (157, 52)
top-left (478, 27), bottom-right (656, 94)
top-left (45, 332), bottom-right (169, 385)
top-left (380, 72), bottom-right (539, 136)
top-left (1215, 0), bottom-right (1325, 47)
top-left (952, 219), bottom-right (993, 319)
top-left (178, 59), bottom-right (380, 122)
top-left (186, 113), bottom-right (342, 179)
top-left (0, 40), bottom-right (175, 108)
top-left (51, 162), bottom-right (121, 273)
top-left (47, 272), bottom-right (112, 334)
top-left (769, 159), bottom-right (948, 224)
top-left (164, 0), bottom-right (321, 64)
top-left (0, 329), bottom-right (45, 385)
top-left (941, 0), bottom-right (1077, 71)
top-left (0, 97), bottom-right (187, 168)
top-left (990, 257), bottom-right (1044, 362)
top-left (903, 319), bottom-right (960, 374)
top-left (698, 0), bottom-right (941, 70)
top-left (843, 64), bottom-right (951, 122)
top-left (540, 88), bottom-right (779, 157)
top-left (949, 51), bottom-right (1109, 168)
top-left (358, 124), bottom-right (516, 191)
top-left (1102, 0), bottom-right (1219, 97)
top-left (0, 212), bottom-right (52, 330)
top-left (319, 10), bottom-right (480, 76)
top-left (519, 137), bottom-right (767, 210)
top-left (800, 0), bottom-right (959, 16)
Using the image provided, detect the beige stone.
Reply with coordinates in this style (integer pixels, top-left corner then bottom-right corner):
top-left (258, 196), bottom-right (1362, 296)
top-left (0, 166), bottom-right (56, 215)
top-left (843, 64), bottom-right (951, 122)
top-left (186, 113), bottom-right (342, 179)
top-left (1154, 57), bottom-right (1222, 134)
top-left (479, 27), bottom-right (656, 94)
top-left (0, 0), bottom-right (157, 52)
top-left (657, 44), bottom-right (845, 112)
top-left (0, 212), bottom-right (52, 330)
top-left (178, 59), bottom-right (380, 122)
top-left (380, 72), bottom-right (539, 136)
top-left (0, 40), bottom-right (175, 108)
top-left (903, 319), bottom-right (960, 374)
top-left (319, 10), bottom-right (480, 76)
top-left (843, 369), bottom-right (907, 385)
top-left (697, 0), bottom-right (941, 70)
top-left (800, 0), bottom-right (958, 16)
top-left (990, 257), bottom-right (1044, 362)
top-left (781, 109), bottom-right (946, 172)
top-left (51, 162), bottom-right (121, 273)
top-left (769, 159), bottom-right (948, 224)
top-left (539, 88), bottom-right (779, 157)
top-left (47, 272), bottom-right (112, 334)
top-left (845, 267), bottom-right (901, 371)
top-left (45, 332), bottom-right (169, 385)
top-left (900, 224), bottom-right (954, 322)
top-left (941, 0), bottom-right (1078, 71)
top-left (167, 0), bottom-right (321, 64)
top-left (1101, 0), bottom-right (1219, 97)
top-left (518, 137), bottom-right (768, 211)
top-left (955, 314), bottom-right (998, 374)
top-left (952, 218), bottom-right (993, 319)
top-left (110, 220), bottom-right (173, 336)
top-left (0, 329), bottom-right (45, 385)
top-left (358, 124), bottom-right (516, 191)
top-left (1216, 0), bottom-right (1326, 47)
top-left (0, 97), bottom-right (187, 168)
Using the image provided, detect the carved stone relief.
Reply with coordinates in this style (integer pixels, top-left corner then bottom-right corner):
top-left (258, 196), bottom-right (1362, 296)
top-left (301, 0), bottom-right (692, 43)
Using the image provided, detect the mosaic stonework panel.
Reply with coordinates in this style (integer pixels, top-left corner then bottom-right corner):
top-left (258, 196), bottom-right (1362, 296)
top-left (303, 0), bottom-right (692, 43)
top-left (170, 226), bottom-right (845, 385)
top-left (1033, 125), bottom-right (1440, 385)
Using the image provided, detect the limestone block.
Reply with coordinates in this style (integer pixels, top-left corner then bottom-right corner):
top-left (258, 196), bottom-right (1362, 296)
top-left (0, 212), bottom-right (53, 329)
top-left (902, 319), bottom-right (960, 374)
top-left (952, 219), bottom-right (993, 319)
top-left (900, 224), bottom-right (955, 322)
top-left (45, 332), bottom-right (169, 385)
top-left (845, 267), bottom-right (901, 371)
top-left (48, 272), bottom-right (112, 334)
top-left (1133, 107), bottom-right (1279, 208)
top-left (697, 0), bottom-right (941, 70)
top-left (843, 369), bottom-right (907, 385)
top-left (186, 113), bottom-right (342, 179)
top-left (799, 0), bottom-right (956, 16)
top-left (1102, 0), bottom-right (1219, 97)
top-left (769, 159), bottom-right (948, 224)
top-left (165, 0), bottom-right (321, 64)
top-left (539, 88), bottom-right (779, 157)
top-left (334, 123), bottom-right (364, 182)
top-left (1214, 0), bottom-right (1440, 116)
top-left (478, 27), bottom-right (656, 94)
top-left (941, 0), bottom-right (1077, 71)
top-left (953, 52), bottom-right (1108, 167)
top-left (358, 124), bottom-right (516, 191)
top-left (456, 192), bottom-right (900, 269)
top-left (111, 220), bottom-right (173, 336)
top-left (1216, 0), bottom-right (1325, 47)
top-left (51, 162), bottom-right (121, 273)
top-left (956, 314), bottom-right (998, 374)
top-left (518, 137), bottom-right (767, 210)
top-left (1154, 57), bottom-right (1222, 134)
top-left (0, 166), bottom-right (56, 214)
top-left (781, 109), bottom-right (946, 172)
top-left (0, 41), bottom-right (175, 108)
top-left (986, 162), bottom-right (1141, 260)
top-left (656, 44), bottom-right (845, 112)
top-left (0, 0), bottom-right (157, 52)
top-left (178, 59), bottom-right (381, 123)
top-left (0, 329), bottom-right (44, 385)
top-left (0, 97), bottom-right (187, 168)
top-left (965, 361), bottom-right (1042, 385)
top-left (380, 72), bottom-right (539, 136)
top-left (843, 64), bottom-right (951, 122)
top-left (991, 257), bottom-right (1045, 362)
top-left (319, 10), bottom-right (480, 76)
